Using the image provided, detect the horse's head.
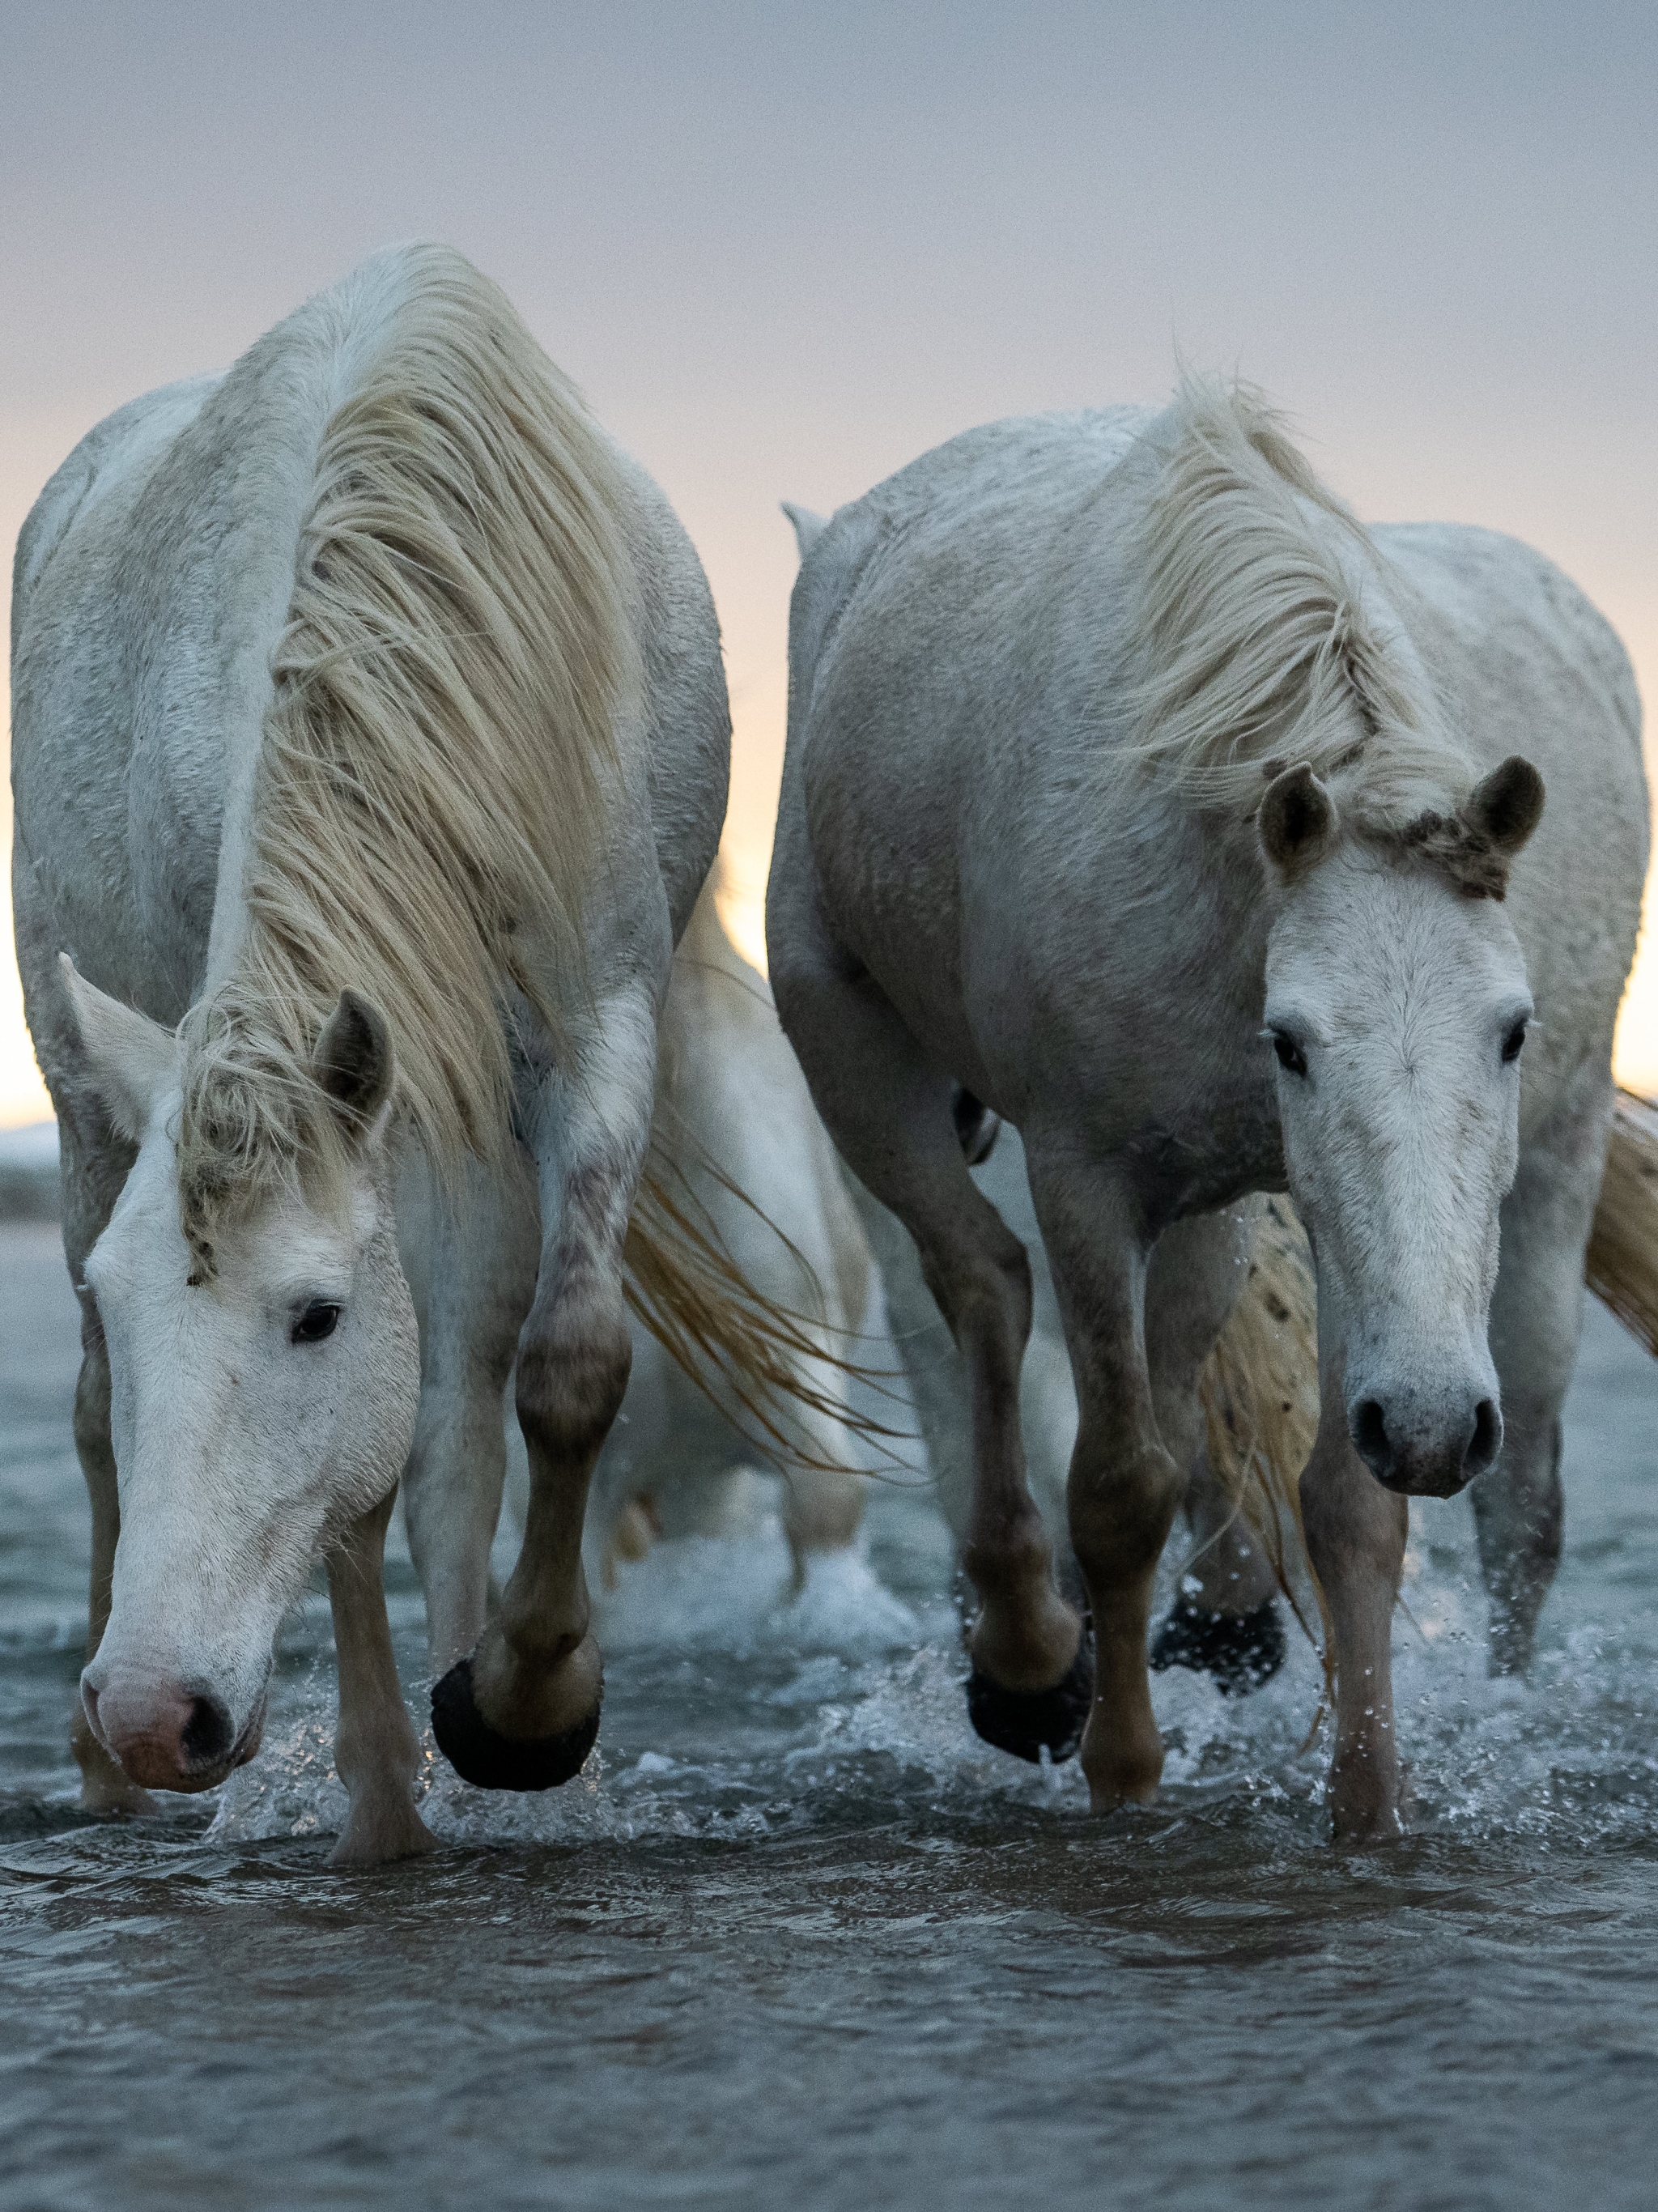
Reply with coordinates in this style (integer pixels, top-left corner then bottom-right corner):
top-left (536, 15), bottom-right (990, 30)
top-left (1257, 755), bottom-right (1545, 1499)
top-left (62, 965), bottom-right (419, 1792)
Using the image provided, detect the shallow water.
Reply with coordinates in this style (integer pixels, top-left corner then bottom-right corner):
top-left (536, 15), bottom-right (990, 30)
top-left (4, 1219), bottom-right (1658, 2210)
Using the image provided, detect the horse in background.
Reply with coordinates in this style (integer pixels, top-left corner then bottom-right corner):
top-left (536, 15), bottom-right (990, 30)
top-left (772, 385), bottom-right (1644, 1839)
top-left (11, 245), bottom-right (818, 1864)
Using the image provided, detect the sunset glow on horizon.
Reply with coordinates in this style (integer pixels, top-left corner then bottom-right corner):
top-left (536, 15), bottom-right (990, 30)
top-left (4, 4), bottom-right (1653, 1126)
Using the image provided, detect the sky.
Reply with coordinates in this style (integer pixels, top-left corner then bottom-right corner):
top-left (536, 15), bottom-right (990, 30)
top-left (2, 0), bottom-right (1654, 1124)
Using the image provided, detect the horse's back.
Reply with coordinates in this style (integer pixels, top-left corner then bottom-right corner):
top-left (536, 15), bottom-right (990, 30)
top-left (1382, 521), bottom-right (1647, 1086)
top-left (12, 247), bottom-right (727, 1044)
top-left (790, 406), bottom-right (1152, 720)
top-left (780, 407), bottom-right (1154, 1027)
top-left (11, 372), bottom-right (235, 1052)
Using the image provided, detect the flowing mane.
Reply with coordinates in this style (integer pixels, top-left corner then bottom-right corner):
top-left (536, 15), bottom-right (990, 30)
top-left (1120, 377), bottom-right (1473, 831)
top-left (176, 246), bottom-right (640, 1270)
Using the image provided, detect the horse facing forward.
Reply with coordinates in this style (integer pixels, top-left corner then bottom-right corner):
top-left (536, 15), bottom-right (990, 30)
top-left (772, 384), bottom-right (1645, 1839)
top-left (10, 244), bottom-right (814, 1863)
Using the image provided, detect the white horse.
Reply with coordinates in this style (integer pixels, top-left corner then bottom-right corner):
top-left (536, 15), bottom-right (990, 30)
top-left (10, 245), bottom-right (778, 1864)
top-left (771, 385), bottom-right (1645, 1839)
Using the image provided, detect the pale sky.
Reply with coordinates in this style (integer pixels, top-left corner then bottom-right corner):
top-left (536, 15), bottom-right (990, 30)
top-left (3, 1), bottom-right (1654, 1124)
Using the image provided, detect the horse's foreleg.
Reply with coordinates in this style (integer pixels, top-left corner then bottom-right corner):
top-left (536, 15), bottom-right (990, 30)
top-left (1476, 1105), bottom-right (1604, 1675)
top-left (1027, 1154), bottom-right (1183, 1810)
top-left (401, 1157), bottom-right (541, 1675)
top-left (326, 1486), bottom-right (436, 1867)
top-left (1299, 1370), bottom-right (1407, 1841)
top-left (69, 1332), bottom-right (151, 1815)
top-left (430, 997), bottom-right (651, 1791)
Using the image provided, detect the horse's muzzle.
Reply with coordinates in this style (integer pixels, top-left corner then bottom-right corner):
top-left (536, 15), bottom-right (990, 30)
top-left (1349, 1393), bottom-right (1503, 1498)
top-left (83, 1674), bottom-right (267, 1793)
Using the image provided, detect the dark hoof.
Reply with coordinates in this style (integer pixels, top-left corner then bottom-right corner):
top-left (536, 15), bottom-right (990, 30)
top-left (1150, 1594), bottom-right (1286, 1697)
top-left (430, 1656), bottom-right (602, 1791)
top-left (951, 1085), bottom-right (1002, 1168)
top-left (966, 1634), bottom-right (1094, 1763)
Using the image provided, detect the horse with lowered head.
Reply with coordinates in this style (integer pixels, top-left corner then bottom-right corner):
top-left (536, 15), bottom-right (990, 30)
top-left (771, 382), bottom-right (1644, 1839)
top-left (9, 244), bottom-right (800, 1862)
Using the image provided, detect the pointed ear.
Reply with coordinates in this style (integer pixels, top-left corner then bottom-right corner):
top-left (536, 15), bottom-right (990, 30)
top-left (58, 955), bottom-right (176, 1142)
top-left (1465, 755), bottom-right (1545, 857)
top-left (780, 501), bottom-right (827, 563)
top-left (1258, 763), bottom-right (1340, 882)
top-left (312, 990), bottom-right (395, 1142)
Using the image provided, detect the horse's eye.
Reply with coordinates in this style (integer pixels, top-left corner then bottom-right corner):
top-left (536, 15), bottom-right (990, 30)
top-left (1502, 1020), bottom-right (1528, 1065)
top-left (1272, 1031), bottom-right (1308, 1079)
top-left (291, 1301), bottom-right (342, 1346)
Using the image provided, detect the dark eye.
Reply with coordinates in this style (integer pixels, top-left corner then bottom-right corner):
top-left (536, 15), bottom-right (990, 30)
top-left (1502, 1020), bottom-right (1528, 1065)
top-left (1271, 1031), bottom-right (1308, 1078)
top-left (291, 1300), bottom-right (342, 1345)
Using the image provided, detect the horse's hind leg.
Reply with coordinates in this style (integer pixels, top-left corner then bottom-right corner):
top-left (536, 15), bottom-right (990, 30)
top-left (326, 1487), bottom-right (436, 1866)
top-left (770, 962), bottom-right (1083, 1759)
top-left (430, 990), bottom-right (654, 1791)
top-left (1144, 1214), bottom-right (1286, 1696)
top-left (1477, 1095), bottom-right (1608, 1674)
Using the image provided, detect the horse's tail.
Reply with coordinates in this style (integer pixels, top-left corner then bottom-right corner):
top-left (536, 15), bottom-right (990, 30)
top-left (617, 873), bottom-right (909, 1479)
top-left (1586, 1091), bottom-right (1658, 1353)
top-left (620, 1136), bottom-right (910, 1478)
top-left (1197, 1198), bottom-right (1334, 1691)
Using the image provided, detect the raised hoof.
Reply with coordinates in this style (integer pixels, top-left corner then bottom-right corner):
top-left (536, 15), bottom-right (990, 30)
top-left (1150, 1593), bottom-right (1286, 1697)
top-left (430, 1656), bottom-right (602, 1792)
top-left (966, 1635), bottom-right (1094, 1764)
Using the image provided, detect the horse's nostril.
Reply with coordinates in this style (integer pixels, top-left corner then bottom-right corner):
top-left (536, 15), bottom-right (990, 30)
top-left (1466, 1397), bottom-right (1503, 1476)
top-left (180, 1692), bottom-right (235, 1770)
top-left (1351, 1398), bottom-right (1391, 1478)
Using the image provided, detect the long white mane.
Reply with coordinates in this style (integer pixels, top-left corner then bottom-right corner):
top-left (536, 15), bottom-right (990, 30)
top-left (1121, 378), bottom-right (1473, 830)
top-left (176, 245), bottom-right (640, 1270)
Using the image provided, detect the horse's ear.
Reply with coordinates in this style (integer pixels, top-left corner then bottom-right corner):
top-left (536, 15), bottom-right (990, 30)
top-left (1258, 763), bottom-right (1339, 882)
top-left (313, 990), bottom-right (395, 1142)
top-left (1465, 756), bottom-right (1545, 857)
top-left (781, 501), bottom-right (827, 563)
top-left (58, 955), bottom-right (176, 1142)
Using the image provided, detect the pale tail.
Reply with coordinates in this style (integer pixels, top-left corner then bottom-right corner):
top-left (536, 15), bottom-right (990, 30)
top-left (623, 1138), bottom-right (911, 1478)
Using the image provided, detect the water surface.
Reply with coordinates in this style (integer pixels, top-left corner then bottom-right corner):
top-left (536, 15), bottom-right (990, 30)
top-left (3, 1219), bottom-right (1658, 2210)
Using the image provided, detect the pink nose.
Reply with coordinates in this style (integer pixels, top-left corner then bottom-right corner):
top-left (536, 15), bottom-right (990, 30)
top-left (83, 1677), bottom-right (243, 1793)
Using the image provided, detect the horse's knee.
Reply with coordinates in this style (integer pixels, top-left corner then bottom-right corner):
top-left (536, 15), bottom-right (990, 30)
top-left (514, 1291), bottom-right (632, 1471)
top-left (1068, 1440), bottom-right (1185, 1590)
